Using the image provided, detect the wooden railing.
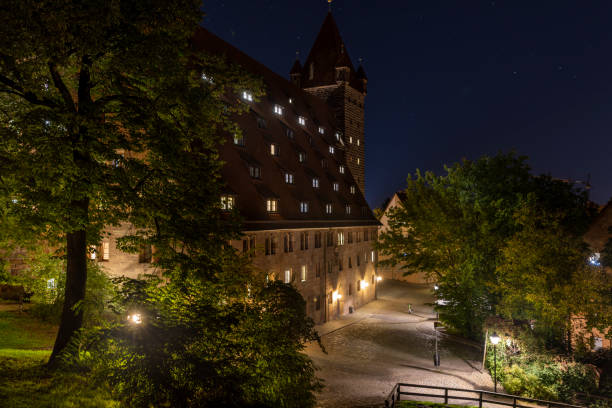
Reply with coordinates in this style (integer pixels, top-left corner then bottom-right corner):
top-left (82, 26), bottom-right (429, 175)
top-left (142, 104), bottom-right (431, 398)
top-left (385, 383), bottom-right (585, 408)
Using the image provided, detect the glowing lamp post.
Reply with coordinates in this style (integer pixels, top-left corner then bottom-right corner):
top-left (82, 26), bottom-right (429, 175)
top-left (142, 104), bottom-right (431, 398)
top-left (127, 313), bottom-right (142, 325)
top-left (490, 332), bottom-right (500, 392)
top-left (375, 276), bottom-right (382, 299)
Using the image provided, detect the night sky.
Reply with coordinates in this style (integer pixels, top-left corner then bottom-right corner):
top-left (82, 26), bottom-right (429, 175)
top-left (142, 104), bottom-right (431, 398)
top-left (202, 1), bottom-right (612, 207)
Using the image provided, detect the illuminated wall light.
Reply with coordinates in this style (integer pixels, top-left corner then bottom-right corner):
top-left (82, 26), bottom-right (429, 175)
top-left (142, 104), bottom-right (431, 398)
top-left (361, 280), bottom-right (369, 289)
top-left (332, 291), bottom-right (342, 302)
top-left (376, 276), bottom-right (382, 282)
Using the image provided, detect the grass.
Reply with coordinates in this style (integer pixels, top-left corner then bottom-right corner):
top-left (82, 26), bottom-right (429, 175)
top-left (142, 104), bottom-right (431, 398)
top-left (0, 307), bottom-right (119, 407)
top-left (399, 401), bottom-right (478, 408)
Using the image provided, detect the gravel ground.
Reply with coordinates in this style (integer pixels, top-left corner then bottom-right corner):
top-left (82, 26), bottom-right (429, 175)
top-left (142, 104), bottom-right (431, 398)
top-left (305, 280), bottom-right (494, 408)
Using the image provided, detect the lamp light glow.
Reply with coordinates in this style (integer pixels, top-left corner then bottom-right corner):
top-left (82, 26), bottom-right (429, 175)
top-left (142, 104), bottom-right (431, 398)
top-left (376, 276), bottom-right (382, 282)
top-left (361, 280), bottom-right (369, 288)
top-left (490, 332), bottom-right (500, 345)
top-left (332, 291), bottom-right (341, 301)
top-left (128, 313), bottom-right (142, 325)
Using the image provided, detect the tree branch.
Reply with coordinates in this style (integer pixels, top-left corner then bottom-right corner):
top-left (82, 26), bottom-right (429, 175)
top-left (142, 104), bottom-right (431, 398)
top-left (48, 62), bottom-right (76, 112)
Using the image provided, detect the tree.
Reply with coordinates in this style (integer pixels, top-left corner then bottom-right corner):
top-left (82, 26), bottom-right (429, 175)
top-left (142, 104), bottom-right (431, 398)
top-left (0, 0), bottom-right (260, 364)
top-left (376, 153), bottom-right (596, 340)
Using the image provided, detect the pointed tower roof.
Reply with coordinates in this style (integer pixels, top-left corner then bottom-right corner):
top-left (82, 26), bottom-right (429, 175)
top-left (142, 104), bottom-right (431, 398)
top-left (356, 63), bottom-right (367, 80)
top-left (290, 57), bottom-right (302, 75)
top-left (301, 12), bottom-right (362, 90)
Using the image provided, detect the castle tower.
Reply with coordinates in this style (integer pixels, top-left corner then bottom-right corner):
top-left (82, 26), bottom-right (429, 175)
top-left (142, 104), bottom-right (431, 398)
top-left (292, 11), bottom-right (367, 195)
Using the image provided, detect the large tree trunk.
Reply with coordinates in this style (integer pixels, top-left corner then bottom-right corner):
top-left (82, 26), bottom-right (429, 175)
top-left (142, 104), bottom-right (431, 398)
top-left (48, 228), bottom-right (88, 366)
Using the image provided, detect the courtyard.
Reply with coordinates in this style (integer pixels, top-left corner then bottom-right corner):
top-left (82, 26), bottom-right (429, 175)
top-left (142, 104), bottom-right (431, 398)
top-left (306, 280), bottom-right (494, 408)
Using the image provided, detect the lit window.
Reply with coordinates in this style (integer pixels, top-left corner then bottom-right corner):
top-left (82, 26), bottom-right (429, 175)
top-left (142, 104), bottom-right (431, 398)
top-left (301, 265), bottom-right (307, 282)
top-left (349, 136), bottom-right (353, 144)
top-left (338, 232), bottom-right (345, 245)
top-left (299, 202), bottom-right (309, 213)
top-left (350, 185), bottom-right (356, 194)
top-left (221, 195), bottom-right (235, 210)
top-left (325, 203), bottom-right (333, 214)
top-left (333, 182), bottom-right (339, 192)
top-left (339, 165), bottom-right (345, 174)
top-left (46, 278), bottom-right (56, 289)
top-left (357, 139), bottom-right (360, 146)
top-left (257, 116), bottom-right (267, 129)
top-left (285, 127), bottom-right (294, 138)
top-left (285, 172), bottom-right (294, 184)
top-left (318, 126), bottom-right (325, 134)
top-left (233, 133), bottom-right (245, 146)
top-left (312, 178), bottom-right (320, 188)
top-left (270, 144), bottom-right (279, 156)
top-left (345, 205), bottom-right (351, 215)
top-left (371, 250), bottom-right (375, 263)
top-left (102, 241), bottom-right (110, 261)
top-left (357, 158), bottom-right (361, 165)
top-left (274, 104), bottom-right (283, 115)
top-left (335, 132), bottom-right (341, 141)
top-left (249, 165), bottom-right (261, 179)
top-left (321, 159), bottom-right (327, 168)
top-left (284, 268), bottom-right (292, 283)
top-left (329, 146), bottom-right (335, 154)
top-left (89, 245), bottom-right (97, 260)
top-left (266, 199), bottom-right (279, 213)
top-left (298, 116), bottom-right (306, 126)
top-left (242, 91), bottom-right (253, 102)
top-left (289, 98), bottom-right (293, 104)
top-left (298, 152), bottom-right (306, 162)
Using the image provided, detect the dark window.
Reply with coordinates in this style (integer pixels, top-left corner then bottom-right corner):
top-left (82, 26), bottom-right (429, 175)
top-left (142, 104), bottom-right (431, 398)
top-left (284, 233), bottom-right (294, 253)
top-left (348, 231), bottom-right (353, 244)
top-left (364, 229), bottom-right (369, 241)
top-left (300, 232), bottom-right (309, 250)
top-left (271, 237), bottom-right (277, 254)
top-left (326, 231), bottom-right (334, 247)
top-left (139, 244), bottom-right (152, 263)
top-left (257, 116), bottom-right (267, 129)
top-left (285, 126), bottom-right (294, 139)
top-left (327, 261), bottom-right (333, 274)
top-left (348, 257), bottom-right (352, 268)
top-left (338, 258), bottom-right (343, 271)
top-left (265, 238), bottom-right (271, 256)
top-left (242, 240), bottom-right (248, 253)
top-left (316, 263), bottom-right (321, 278)
top-left (249, 237), bottom-right (256, 257)
top-left (315, 296), bottom-right (321, 310)
top-left (357, 255), bottom-right (360, 266)
top-left (314, 232), bottom-right (321, 248)
top-left (249, 165), bottom-right (261, 179)
top-left (348, 284), bottom-right (352, 296)
top-left (358, 280), bottom-right (361, 292)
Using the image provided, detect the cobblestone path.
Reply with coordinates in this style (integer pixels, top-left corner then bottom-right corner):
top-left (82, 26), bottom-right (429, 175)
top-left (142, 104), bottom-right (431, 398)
top-left (305, 280), bottom-right (494, 408)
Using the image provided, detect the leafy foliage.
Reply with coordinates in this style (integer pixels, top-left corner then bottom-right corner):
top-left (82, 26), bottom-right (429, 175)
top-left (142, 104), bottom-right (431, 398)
top-left (376, 153), bottom-right (599, 341)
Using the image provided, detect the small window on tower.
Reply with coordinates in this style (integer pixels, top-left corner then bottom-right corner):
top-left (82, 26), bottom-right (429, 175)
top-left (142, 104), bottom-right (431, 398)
top-left (298, 116), bottom-right (306, 126)
top-left (357, 158), bottom-right (361, 165)
top-left (345, 205), bottom-right (351, 215)
top-left (285, 127), bottom-right (294, 139)
top-left (257, 116), bottom-right (267, 129)
top-left (335, 132), bottom-right (341, 141)
top-left (333, 182), bottom-right (339, 192)
top-left (312, 177), bottom-right (320, 188)
top-left (329, 146), bottom-right (335, 154)
top-left (318, 126), bottom-right (325, 134)
top-left (357, 139), bottom-right (361, 146)
top-left (274, 104), bottom-right (283, 115)
top-left (350, 185), bottom-right (356, 194)
top-left (284, 268), bottom-right (292, 283)
top-left (299, 202), bottom-right (309, 213)
top-left (339, 165), bottom-right (345, 174)
top-left (233, 133), bottom-right (245, 146)
top-left (298, 152), bottom-right (306, 163)
top-left (349, 136), bottom-right (353, 144)
top-left (249, 165), bottom-right (261, 179)
top-left (325, 203), bottom-right (333, 214)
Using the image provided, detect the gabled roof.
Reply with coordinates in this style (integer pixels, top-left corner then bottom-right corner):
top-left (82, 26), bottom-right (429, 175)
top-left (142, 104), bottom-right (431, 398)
top-left (191, 28), bottom-right (378, 231)
top-left (299, 12), bottom-right (365, 92)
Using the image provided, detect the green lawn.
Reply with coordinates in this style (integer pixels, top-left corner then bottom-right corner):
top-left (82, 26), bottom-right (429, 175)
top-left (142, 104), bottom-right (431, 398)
top-left (0, 308), bottom-right (119, 407)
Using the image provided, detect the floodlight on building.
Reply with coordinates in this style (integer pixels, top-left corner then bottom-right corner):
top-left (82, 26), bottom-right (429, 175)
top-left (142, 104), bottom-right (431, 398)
top-left (332, 291), bottom-right (341, 302)
top-left (361, 280), bottom-right (369, 288)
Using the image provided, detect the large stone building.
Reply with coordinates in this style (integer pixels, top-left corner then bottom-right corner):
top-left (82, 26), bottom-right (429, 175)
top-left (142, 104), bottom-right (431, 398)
top-left (97, 12), bottom-right (380, 324)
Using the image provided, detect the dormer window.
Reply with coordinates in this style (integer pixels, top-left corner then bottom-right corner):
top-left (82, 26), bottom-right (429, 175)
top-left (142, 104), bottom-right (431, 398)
top-left (350, 185), bottom-right (356, 194)
top-left (329, 146), bottom-right (335, 154)
top-left (318, 126), bottom-right (325, 134)
top-left (274, 104), bottom-right (283, 115)
top-left (325, 203), bottom-right (333, 214)
top-left (345, 205), bottom-right (351, 215)
top-left (266, 199), bottom-right (279, 213)
top-left (285, 172), bottom-right (294, 184)
top-left (312, 178), bottom-right (320, 188)
top-left (298, 152), bottom-right (306, 163)
top-left (333, 182), bottom-right (339, 192)
top-left (249, 165), bottom-right (261, 179)
top-left (339, 165), bottom-right (345, 174)
top-left (299, 202), bottom-right (309, 213)
top-left (233, 133), bottom-right (245, 146)
top-left (221, 195), bottom-right (235, 210)
top-left (242, 91), bottom-right (253, 102)
top-left (298, 116), bottom-right (306, 126)
top-left (270, 143), bottom-right (279, 156)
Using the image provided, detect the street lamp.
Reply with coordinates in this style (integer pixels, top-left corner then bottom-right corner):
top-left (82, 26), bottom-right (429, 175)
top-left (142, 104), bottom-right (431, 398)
top-left (490, 332), bottom-right (500, 392)
top-left (127, 313), bottom-right (142, 325)
top-left (375, 276), bottom-right (382, 299)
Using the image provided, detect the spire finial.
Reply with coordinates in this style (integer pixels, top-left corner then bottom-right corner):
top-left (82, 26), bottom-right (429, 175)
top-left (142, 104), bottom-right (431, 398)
top-left (295, 50), bottom-right (300, 60)
top-left (328, 0), bottom-right (332, 12)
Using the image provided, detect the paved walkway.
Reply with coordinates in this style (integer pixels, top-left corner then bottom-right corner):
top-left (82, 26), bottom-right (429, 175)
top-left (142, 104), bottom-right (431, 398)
top-left (305, 280), bottom-right (494, 408)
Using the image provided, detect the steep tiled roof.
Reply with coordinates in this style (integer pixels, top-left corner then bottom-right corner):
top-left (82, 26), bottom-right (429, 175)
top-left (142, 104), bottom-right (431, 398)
top-left (191, 28), bottom-right (378, 231)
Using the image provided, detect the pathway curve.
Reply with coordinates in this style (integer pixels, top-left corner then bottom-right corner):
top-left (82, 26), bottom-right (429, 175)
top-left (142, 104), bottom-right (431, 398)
top-left (305, 280), bottom-right (494, 408)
